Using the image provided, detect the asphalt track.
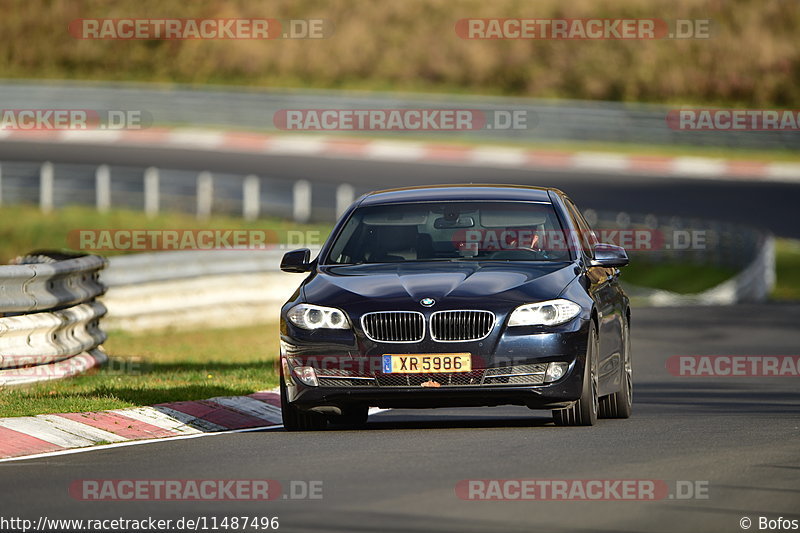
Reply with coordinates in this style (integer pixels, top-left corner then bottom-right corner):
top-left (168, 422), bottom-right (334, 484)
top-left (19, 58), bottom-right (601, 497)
top-left (1, 305), bottom-right (798, 533)
top-left (1, 140), bottom-right (800, 238)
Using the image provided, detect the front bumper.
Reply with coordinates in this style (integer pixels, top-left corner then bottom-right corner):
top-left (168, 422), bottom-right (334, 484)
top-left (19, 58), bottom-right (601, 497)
top-left (286, 379), bottom-right (582, 411)
top-left (280, 317), bottom-right (591, 412)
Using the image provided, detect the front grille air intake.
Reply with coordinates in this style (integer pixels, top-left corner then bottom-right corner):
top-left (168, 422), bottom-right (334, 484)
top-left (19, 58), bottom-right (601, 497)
top-left (430, 310), bottom-right (495, 342)
top-left (362, 311), bottom-right (425, 343)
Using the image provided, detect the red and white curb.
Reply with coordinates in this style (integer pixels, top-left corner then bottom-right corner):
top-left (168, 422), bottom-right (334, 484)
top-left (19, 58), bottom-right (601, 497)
top-left (0, 391), bottom-right (284, 461)
top-left (1, 128), bottom-right (798, 183)
top-left (0, 350), bottom-right (107, 388)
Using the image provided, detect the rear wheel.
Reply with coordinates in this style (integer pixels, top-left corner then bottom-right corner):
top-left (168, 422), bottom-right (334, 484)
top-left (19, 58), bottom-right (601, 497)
top-left (553, 322), bottom-right (599, 426)
top-left (599, 319), bottom-right (633, 419)
top-left (280, 376), bottom-right (327, 431)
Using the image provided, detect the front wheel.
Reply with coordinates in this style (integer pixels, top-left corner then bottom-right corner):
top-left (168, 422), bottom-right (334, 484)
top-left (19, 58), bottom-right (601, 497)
top-left (280, 376), bottom-right (327, 431)
top-left (553, 322), bottom-right (599, 426)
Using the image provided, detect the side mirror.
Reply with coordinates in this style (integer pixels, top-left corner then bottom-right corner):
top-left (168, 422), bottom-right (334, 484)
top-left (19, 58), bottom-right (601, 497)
top-left (590, 243), bottom-right (629, 268)
top-left (280, 248), bottom-right (312, 273)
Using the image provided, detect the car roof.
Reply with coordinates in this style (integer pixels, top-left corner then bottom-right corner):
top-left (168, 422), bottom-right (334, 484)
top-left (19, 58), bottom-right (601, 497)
top-left (358, 184), bottom-right (561, 205)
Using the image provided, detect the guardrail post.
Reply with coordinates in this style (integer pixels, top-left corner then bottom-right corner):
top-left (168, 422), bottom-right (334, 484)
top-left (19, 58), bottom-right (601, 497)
top-left (243, 175), bottom-right (260, 221)
top-left (95, 165), bottom-right (111, 213)
top-left (336, 184), bottom-right (354, 219)
top-left (144, 167), bottom-right (159, 218)
top-left (293, 180), bottom-right (311, 223)
top-left (197, 171), bottom-right (213, 220)
top-left (40, 162), bottom-right (54, 213)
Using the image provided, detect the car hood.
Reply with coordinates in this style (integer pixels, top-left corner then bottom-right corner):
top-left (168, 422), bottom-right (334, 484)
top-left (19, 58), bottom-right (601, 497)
top-left (303, 261), bottom-right (578, 309)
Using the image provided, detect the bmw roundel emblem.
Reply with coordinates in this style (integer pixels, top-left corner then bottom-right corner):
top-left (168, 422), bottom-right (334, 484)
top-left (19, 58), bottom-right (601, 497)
top-left (420, 297), bottom-right (436, 307)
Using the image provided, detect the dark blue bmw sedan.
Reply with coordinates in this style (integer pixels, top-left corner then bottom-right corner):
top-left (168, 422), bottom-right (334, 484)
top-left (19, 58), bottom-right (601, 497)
top-left (278, 184), bottom-right (632, 429)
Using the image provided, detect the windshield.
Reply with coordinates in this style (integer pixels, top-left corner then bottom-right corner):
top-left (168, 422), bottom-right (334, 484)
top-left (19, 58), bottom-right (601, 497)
top-left (324, 201), bottom-right (571, 264)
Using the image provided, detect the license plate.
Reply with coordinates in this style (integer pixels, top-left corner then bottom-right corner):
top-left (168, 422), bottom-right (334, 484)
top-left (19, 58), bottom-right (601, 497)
top-left (382, 353), bottom-right (471, 374)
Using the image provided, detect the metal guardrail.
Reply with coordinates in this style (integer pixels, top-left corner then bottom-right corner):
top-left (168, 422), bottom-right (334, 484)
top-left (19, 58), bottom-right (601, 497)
top-left (100, 249), bottom-right (290, 286)
top-left (623, 235), bottom-right (775, 306)
top-left (588, 210), bottom-right (766, 271)
top-left (0, 160), bottom-right (345, 224)
top-left (588, 210), bottom-right (776, 304)
top-left (0, 254), bottom-right (106, 313)
top-left (100, 271), bottom-right (292, 332)
top-left (0, 252), bottom-right (108, 387)
top-left (0, 302), bottom-right (106, 366)
top-left (99, 250), bottom-right (310, 331)
top-left (1, 80), bottom-right (796, 150)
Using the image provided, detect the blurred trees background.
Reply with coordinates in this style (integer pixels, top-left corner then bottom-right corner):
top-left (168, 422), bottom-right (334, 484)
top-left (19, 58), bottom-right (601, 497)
top-left (1, 0), bottom-right (796, 105)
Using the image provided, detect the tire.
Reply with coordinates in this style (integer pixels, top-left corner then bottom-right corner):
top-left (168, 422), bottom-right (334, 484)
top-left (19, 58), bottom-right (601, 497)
top-left (280, 376), bottom-right (327, 431)
top-left (599, 319), bottom-right (633, 419)
top-left (553, 322), bottom-right (599, 426)
top-left (329, 406), bottom-right (369, 429)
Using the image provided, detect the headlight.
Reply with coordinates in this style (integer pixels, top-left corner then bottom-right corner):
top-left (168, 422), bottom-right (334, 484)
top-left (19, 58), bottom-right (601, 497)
top-left (287, 304), bottom-right (351, 330)
top-left (508, 299), bottom-right (581, 327)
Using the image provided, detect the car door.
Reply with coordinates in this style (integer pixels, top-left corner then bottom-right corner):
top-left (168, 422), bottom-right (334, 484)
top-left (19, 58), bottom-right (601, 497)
top-left (564, 199), bottom-right (623, 396)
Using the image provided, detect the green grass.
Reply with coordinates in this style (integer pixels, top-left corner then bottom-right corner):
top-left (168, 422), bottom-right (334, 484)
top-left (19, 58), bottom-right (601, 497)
top-left (620, 261), bottom-right (737, 295)
top-left (772, 239), bottom-right (800, 301)
top-left (0, 205), bottom-right (332, 264)
top-left (0, 325), bottom-right (281, 418)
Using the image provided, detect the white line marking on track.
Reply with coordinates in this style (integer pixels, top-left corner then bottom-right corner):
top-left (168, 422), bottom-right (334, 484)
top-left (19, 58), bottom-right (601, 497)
top-left (0, 417), bottom-right (97, 448)
top-left (0, 424), bottom-right (283, 464)
top-left (37, 415), bottom-right (129, 444)
top-left (265, 136), bottom-right (327, 155)
top-left (671, 157), bottom-right (727, 177)
top-left (108, 406), bottom-right (202, 435)
top-left (469, 147), bottom-right (527, 167)
top-left (58, 130), bottom-right (123, 143)
top-left (0, 407), bottom-right (392, 464)
top-left (209, 396), bottom-right (283, 424)
top-left (572, 152), bottom-right (631, 171)
top-left (167, 129), bottom-right (225, 148)
top-left (366, 141), bottom-right (426, 160)
top-left (766, 163), bottom-right (800, 183)
top-left (150, 406), bottom-right (228, 432)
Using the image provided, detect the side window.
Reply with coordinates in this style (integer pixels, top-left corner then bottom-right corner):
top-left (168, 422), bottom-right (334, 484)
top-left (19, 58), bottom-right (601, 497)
top-left (565, 200), bottom-right (598, 256)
